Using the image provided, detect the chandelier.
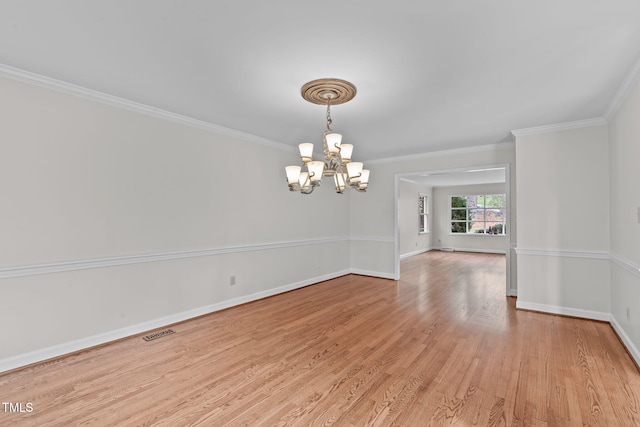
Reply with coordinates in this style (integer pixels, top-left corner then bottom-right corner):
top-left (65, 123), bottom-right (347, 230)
top-left (285, 78), bottom-right (370, 194)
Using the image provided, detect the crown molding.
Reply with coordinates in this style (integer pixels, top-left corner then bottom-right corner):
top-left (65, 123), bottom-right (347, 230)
top-left (604, 54), bottom-right (640, 121)
top-left (510, 117), bottom-right (607, 138)
top-left (367, 141), bottom-right (515, 165)
top-left (0, 63), bottom-right (296, 153)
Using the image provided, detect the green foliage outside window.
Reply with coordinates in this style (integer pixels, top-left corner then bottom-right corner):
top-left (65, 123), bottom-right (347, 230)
top-left (450, 194), bottom-right (506, 235)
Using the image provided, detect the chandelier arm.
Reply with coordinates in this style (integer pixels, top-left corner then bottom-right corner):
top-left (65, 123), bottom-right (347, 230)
top-left (348, 172), bottom-right (362, 187)
top-left (299, 170), bottom-right (314, 194)
top-left (306, 170), bottom-right (316, 187)
top-left (324, 134), bottom-right (342, 157)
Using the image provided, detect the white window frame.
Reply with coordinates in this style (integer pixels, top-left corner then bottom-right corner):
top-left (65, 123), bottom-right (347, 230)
top-left (449, 194), bottom-right (506, 235)
top-left (419, 193), bottom-right (428, 234)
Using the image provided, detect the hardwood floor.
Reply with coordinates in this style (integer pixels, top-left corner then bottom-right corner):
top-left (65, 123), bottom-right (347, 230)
top-left (1, 251), bottom-right (639, 426)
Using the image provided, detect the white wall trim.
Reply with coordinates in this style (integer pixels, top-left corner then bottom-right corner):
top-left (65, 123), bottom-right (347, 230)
top-left (431, 247), bottom-right (506, 255)
top-left (604, 54), bottom-right (640, 121)
top-left (511, 117), bottom-right (607, 137)
top-left (0, 237), bottom-right (350, 279)
top-left (350, 236), bottom-right (395, 243)
top-left (0, 63), bottom-right (295, 154)
top-left (367, 142), bottom-right (515, 164)
top-left (399, 248), bottom-right (434, 260)
top-left (610, 314), bottom-right (640, 368)
top-left (610, 252), bottom-right (640, 278)
top-left (514, 248), bottom-right (610, 259)
top-left (0, 269), bottom-right (351, 374)
top-left (514, 249), bottom-right (638, 274)
top-left (349, 269), bottom-right (397, 280)
top-left (516, 300), bottom-right (610, 322)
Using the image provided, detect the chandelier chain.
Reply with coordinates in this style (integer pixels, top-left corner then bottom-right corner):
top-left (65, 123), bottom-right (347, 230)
top-left (325, 100), bottom-right (333, 132)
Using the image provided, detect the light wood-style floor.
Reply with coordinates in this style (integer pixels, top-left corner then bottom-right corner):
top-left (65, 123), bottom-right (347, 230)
top-left (2, 251), bottom-right (639, 426)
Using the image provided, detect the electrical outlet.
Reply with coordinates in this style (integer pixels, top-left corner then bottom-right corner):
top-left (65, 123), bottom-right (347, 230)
top-left (230, 275), bottom-right (236, 286)
top-left (627, 307), bottom-right (631, 322)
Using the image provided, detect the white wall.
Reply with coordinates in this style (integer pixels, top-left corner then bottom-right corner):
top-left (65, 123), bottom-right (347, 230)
top-left (0, 76), bottom-right (351, 370)
top-left (515, 124), bottom-right (611, 318)
top-left (398, 180), bottom-right (432, 257)
top-left (608, 76), bottom-right (640, 362)
top-left (432, 183), bottom-right (507, 253)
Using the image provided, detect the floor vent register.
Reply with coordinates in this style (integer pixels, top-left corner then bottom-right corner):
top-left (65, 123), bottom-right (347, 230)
top-left (142, 329), bottom-right (175, 342)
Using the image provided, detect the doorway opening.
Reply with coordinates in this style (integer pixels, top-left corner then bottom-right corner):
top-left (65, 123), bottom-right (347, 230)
top-left (394, 164), bottom-right (514, 296)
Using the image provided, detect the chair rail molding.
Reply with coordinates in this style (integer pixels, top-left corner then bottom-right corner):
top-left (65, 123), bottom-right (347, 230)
top-left (0, 237), bottom-right (350, 279)
top-left (610, 252), bottom-right (640, 277)
top-left (514, 248), bottom-right (610, 259)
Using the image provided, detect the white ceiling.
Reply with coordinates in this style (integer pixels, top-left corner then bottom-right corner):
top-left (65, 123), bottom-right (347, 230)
top-left (1, 1), bottom-right (639, 160)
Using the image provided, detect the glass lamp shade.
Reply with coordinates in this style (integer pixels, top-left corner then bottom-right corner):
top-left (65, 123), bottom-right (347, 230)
top-left (334, 172), bottom-right (347, 193)
top-left (340, 144), bottom-right (353, 162)
top-left (359, 169), bottom-right (370, 184)
top-left (325, 133), bottom-right (342, 154)
top-left (307, 161), bottom-right (325, 182)
top-left (299, 172), bottom-right (310, 190)
top-left (346, 162), bottom-right (363, 182)
top-left (298, 143), bottom-right (314, 163)
top-left (358, 169), bottom-right (370, 189)
top-left (285, 165), bottom-right (301, 184)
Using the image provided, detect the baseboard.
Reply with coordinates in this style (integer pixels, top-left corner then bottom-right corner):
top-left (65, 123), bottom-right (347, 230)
top-left (610, 314), bottom-right (640, 369)
top-left (507, 301), bottom-right (640, 371)
top-left (509, 288), bottom-right (518, 297)
top-left (349, 269), bottom-right (397, 280)
top-left (0, 269), bottom-right (350, 374)
top-left (399, 248), bottom-right (433, 260)
top-left (515, 300), bottom-right (610, 321)
top-left (432, 246), bottom-right (506, 254)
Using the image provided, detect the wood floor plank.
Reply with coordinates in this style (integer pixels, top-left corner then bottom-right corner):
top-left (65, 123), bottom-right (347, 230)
top-left (1, 251), bottom-right (639, 426)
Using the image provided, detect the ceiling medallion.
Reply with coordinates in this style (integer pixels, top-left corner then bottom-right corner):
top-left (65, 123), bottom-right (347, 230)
top-left (300, 78), bottom-right (357, 105)
top-left (285, 78), bottom-right (369, 194)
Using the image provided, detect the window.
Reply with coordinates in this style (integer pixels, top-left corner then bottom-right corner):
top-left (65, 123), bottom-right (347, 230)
top-left (419, 193), bottom-right (428, 233)
top-left (450, 194), bottom-right (506, 235)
